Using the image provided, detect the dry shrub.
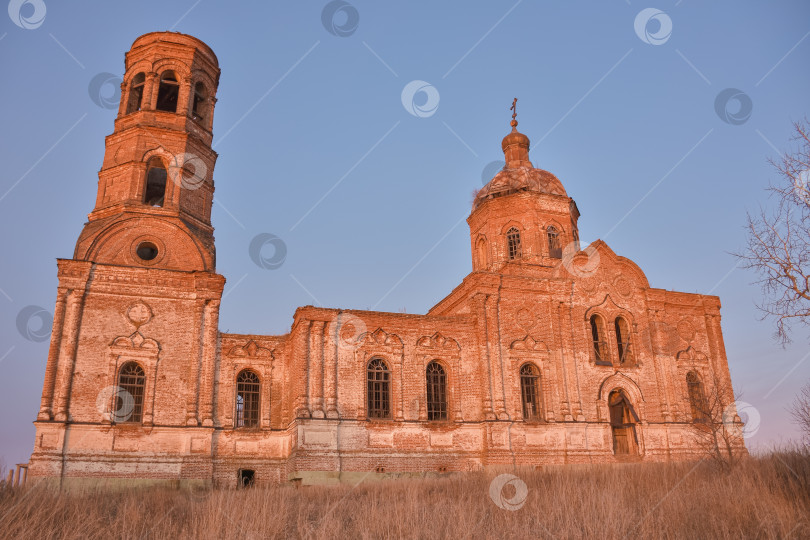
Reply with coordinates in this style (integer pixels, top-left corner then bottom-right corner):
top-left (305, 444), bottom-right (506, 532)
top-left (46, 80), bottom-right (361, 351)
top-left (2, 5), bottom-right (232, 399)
top-left (1, 450), bottom-right (809, 539)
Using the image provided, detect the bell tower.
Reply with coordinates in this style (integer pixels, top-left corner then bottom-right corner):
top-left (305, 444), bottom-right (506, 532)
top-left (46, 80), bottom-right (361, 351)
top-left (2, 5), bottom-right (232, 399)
top-left (74, 32), bottom-right (221, 271)
top-left (32, 32), bottom-right (225, 463)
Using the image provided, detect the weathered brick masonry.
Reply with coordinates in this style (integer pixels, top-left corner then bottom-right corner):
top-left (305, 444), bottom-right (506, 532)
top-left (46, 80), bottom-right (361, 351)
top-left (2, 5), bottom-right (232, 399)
top-left (28, 32), bottom-right (745, 488)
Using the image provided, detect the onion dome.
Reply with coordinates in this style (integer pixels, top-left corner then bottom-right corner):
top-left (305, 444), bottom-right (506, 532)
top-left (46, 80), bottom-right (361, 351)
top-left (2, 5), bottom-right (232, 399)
top-left (473, 100), bottom-right (567, 210)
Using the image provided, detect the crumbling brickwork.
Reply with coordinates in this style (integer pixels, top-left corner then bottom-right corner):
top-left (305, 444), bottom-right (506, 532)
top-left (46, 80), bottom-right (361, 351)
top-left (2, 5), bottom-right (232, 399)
top-left (27, 32), bottom-right (745, 488)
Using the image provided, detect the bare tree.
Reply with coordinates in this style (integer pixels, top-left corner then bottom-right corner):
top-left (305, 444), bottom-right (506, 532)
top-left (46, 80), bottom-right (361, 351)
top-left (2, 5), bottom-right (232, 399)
top-left (735, 119), bottom-right (810, 344)
top-left (689, 369), bottom-right (749, 471)
top-left (790, 381), bottom-right (810, 446)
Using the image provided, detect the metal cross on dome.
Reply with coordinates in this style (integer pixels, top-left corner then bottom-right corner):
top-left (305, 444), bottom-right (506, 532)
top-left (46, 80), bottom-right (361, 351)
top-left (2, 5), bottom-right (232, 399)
top-left (510, 98), bottom-right (517, 122)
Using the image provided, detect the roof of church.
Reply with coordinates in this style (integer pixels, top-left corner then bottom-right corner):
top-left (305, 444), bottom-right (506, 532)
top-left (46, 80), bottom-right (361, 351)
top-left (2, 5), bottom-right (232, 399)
top-left (473, 99), bottom-right (567, 210)
top-left (474, 165), bottom-right (567, 210)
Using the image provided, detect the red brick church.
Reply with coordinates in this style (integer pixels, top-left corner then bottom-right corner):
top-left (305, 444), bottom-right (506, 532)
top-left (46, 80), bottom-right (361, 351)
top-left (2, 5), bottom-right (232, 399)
top-left (28, 32), bottom-right (744, 487)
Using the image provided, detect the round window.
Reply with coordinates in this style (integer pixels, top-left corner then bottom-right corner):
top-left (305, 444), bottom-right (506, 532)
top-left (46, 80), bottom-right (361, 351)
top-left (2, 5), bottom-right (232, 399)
top-left (136, 241), bottom-right (159, 261)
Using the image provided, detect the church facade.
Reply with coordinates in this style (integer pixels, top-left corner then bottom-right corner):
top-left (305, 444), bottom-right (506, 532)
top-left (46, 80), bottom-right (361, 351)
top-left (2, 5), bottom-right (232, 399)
top-left (28, 32), bottom-right (744, 488)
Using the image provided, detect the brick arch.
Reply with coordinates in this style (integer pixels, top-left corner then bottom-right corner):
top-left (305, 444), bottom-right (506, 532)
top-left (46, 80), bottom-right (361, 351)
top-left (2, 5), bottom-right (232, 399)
top-left (597, 372), bottom-right (645, 406)
top-left (151, 58), bottom-right (192, 80)
top-left (190, 68), bottom-right (217, 92)
top-left (583, 294), bottom-right (632, 322)
top-left (500, 219), bottom-right (526, 235)
top-left (77, 216), bottom-right (212, 271)
top-left (123, 60), bottom-right (153, 85)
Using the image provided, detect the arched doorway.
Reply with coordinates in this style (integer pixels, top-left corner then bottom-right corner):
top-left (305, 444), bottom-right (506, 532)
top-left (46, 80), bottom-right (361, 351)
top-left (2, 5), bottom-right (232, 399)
top-left (608, 389), bottom-right (639, 455)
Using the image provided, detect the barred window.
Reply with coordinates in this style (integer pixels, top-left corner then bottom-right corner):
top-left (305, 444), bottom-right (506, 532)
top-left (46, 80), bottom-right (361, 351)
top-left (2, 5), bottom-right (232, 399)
top-left (426, 361), bottom-right (448, 421)
top-left (687, 371), bottom-right (708, 422)
top-left (367, 358), bottom-right (391, 419)
top-left (520, 364), bottom-right (541, 420)
top-left (547, 226), bottom-right (562, 259)
top-left (235, 369), bottom-right (260, 428)
top-left (126, 73), bottom-right (145, 114)
top-left (117, 362), bottom-right (145, 423)
top-left (614, 317), bottom-right (634, 365)
top-left (590, 314), bottom-right (609, 365)
top-left (156, 70), bottom-right (179, 113)
top-left (506, 227), bottom-right (522, 260)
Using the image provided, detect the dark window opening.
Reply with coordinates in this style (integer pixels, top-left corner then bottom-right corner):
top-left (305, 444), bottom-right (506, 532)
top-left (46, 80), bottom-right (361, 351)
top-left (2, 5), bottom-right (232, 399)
top-left (238, 469), bottom-right (255, 488)
top-left (547, 226), bottom-right (562, 259)
top-left (192, 82), bottom-right (207, 122)
top-left (136, 242), bottom-right (158, 261)
top-left (608, 390), bottom-right (639, 455)
top-left (367, 358), bottom-right (391, 419)
top-left (590, 315), bottom-right (609, 365)
top-left (426, 361), bottom-right (447, 421)
top-left (687, 371), bottom-right (709, 422)
top-left (156, 71), bottom-right (179, 113)
top-left (144, 159), bottom-right (167, 207)
top-left (126, 73), bottom-right (145, 114)
top-left (506, 227), bottom-right (522, 260)
top-left (520, 364), bottom-right (541, 420)
top-left (236, 370), bottom-right (260, 428)
top-left (615, 317), bottom-right (634, 365)
top-left (117, 362), bottom-right (145, 423)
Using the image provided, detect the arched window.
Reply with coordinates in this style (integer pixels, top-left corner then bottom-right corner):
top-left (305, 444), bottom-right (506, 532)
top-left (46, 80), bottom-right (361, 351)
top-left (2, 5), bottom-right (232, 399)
top-left (367, 358), bottom-right (391, 419)
top-left (614, 317), bottom-right (634, 365)
top-left (520, 363), bottom-right (541, 420)
top-left (506, 227), bottom-right (522, 260)
top-left (547, 226), bottom-right (562, 259)
top-left (156, 71), bottom-right (180, 113)
top-left (192, 82), bottom-right (207, 122)
top-left (608, 389), bottom-right (639, 455)
top-left (126, 73), bottom-right (145, 114)
top-left (235, 370), bottom-right (260, 428)
top-left (476, 238), bottom-right (487, 269)
top-left (117, 362), bottom-right (145, 423)
top-left (590, 314), bottom-right (609, 365)
top-left (426, 361), bottom-right (447, 421)
top-left (143, 158), bottom-right (167, 207)
top-left (686, 371), bottom-right (708, 422)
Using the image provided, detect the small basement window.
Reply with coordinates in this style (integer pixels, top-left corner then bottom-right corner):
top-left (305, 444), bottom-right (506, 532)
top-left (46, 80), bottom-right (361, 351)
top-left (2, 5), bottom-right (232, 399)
top-left (238, 469), bottom-right (255, 488)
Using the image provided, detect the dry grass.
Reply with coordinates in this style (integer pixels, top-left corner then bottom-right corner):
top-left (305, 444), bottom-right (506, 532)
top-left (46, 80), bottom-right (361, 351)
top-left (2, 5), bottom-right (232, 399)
top-left (1, 450), bottom-right (809, 539)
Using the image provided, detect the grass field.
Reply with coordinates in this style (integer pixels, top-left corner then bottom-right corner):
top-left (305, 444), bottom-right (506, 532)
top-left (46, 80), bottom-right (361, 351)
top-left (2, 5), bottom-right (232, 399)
top-left (1, 450), bottom-right (808, 539)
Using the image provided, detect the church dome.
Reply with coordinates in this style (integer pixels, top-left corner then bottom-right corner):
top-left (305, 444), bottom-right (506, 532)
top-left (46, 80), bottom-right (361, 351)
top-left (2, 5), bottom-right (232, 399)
top-left (474, 104), bottom-right (567, 210)
top-left (474, 165), bottom-right (567, 210)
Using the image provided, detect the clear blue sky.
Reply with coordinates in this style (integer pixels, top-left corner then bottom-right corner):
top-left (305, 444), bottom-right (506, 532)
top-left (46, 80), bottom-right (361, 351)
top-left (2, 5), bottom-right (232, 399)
top-left (1, 1), bottom-right (808, 468)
